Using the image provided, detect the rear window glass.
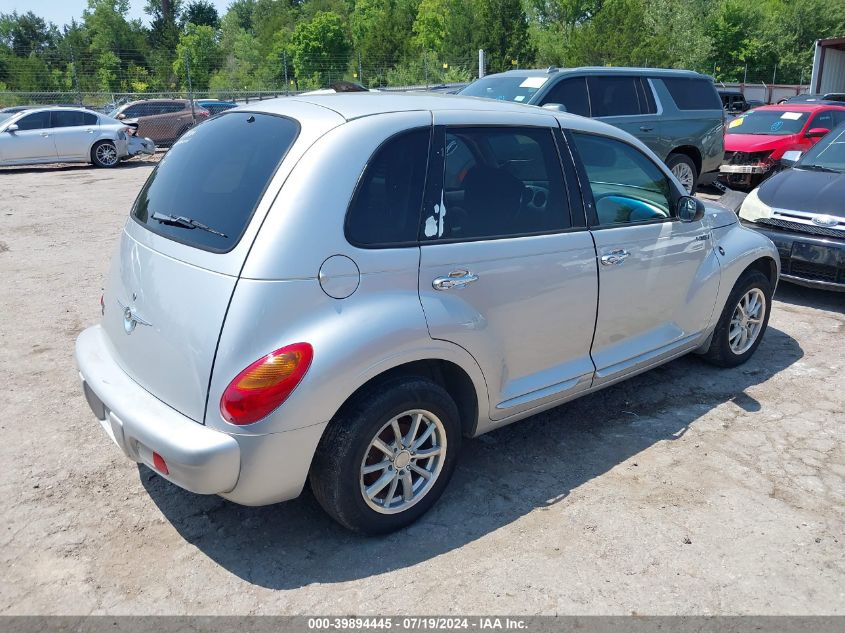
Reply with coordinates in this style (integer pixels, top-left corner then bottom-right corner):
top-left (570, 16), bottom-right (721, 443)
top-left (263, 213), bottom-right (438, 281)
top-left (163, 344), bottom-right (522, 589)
top-left (663, 77), bottom-right (721, 110)
top-left (131, 112), bottom-right (299, 252)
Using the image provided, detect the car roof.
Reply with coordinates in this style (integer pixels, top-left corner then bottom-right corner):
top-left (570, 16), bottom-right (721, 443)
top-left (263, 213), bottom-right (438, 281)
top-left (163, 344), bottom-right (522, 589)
top-left (750, 103), bottom-right (845, 112)
top-left (485, 66), bottom-right (706, 78)
top-left (8, 106), bottom-right (101, 115)
top-left (251, 92), bottom-right (572, 122)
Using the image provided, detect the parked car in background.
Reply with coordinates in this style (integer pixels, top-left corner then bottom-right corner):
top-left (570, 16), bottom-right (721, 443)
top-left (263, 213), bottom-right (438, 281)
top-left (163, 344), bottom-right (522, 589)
top-left (76, 93), bottom-right (779, 534)
top-left (746, 99), bottom-right (766, 109)
top-left (460, 67), bottom-right (724, 193)
top-left (108, 99), bottom-right (209, 146)
top-left (738, 122), bottom-right (845, 290)
top-left (779, 93), bottom-right (845, 104)
top-left (194, 99), bottom-right (238, 115)
top-left (720, 102), bottom-right (845, 189)
top-left (719, 89), bottom-right (750, 114)
top-left (0, 107), bottom-right (130, 167)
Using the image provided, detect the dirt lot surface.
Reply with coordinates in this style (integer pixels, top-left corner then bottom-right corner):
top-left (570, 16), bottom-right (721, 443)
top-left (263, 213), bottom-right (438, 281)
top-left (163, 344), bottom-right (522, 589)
top-left (1, 162), bottom-right (843, 615)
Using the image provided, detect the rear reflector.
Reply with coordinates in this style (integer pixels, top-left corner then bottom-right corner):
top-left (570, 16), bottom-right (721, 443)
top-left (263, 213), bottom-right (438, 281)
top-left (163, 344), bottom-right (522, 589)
top-left (152, 452), bottom-right (169, 475)
top-left (220, 343), bottom-right (313, 425)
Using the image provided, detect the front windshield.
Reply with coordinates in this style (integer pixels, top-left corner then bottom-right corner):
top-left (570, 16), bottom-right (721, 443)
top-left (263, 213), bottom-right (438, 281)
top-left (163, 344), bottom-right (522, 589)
top-left (798, 124), bottom-right (845, 172)
top-left (460, 75), bottom-right (549, 103)
top-left (727, 110), bottom-right (809, 135)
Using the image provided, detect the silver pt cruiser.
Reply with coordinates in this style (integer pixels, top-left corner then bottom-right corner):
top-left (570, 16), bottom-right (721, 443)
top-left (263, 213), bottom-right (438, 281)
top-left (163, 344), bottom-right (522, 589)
top-left (76, 94), bottom-right (780, 534)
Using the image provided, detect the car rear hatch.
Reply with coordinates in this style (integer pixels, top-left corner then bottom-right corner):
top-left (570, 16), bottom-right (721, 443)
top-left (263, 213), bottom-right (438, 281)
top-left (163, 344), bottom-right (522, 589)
top-left (101, 104), bottom-right (343, 423)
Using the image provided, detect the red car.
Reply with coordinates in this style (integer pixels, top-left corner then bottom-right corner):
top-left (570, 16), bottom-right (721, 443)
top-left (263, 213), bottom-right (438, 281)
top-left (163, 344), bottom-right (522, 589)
top-left (720, 103), bottom-right (845, 189)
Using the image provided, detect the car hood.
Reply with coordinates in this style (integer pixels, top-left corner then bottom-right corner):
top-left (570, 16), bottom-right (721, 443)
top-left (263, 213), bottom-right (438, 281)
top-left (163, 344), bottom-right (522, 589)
top-left (758, 168), bottom-right (845, 217)
top-left (724, 134), bottom-right (796, 153)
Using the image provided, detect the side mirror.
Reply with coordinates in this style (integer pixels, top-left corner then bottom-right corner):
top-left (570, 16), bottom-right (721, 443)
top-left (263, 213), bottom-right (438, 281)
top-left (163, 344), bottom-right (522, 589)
top-left (5, 123), bottom-right (18, 133)
top-left (116, 113), bottom-right (126, 120)
top-left (780, 150), bottom-right (803, 167)
top-left (806, 127), bottom-right (829, 138)
top-left (541, 103), bottom-right (568, 113)
top-left (677, 196), bottom-right (705, 223)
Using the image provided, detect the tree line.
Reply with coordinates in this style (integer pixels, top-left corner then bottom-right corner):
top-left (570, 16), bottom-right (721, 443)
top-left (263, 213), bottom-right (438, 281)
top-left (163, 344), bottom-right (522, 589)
top-left (0, 0), bottom-right (843, 95)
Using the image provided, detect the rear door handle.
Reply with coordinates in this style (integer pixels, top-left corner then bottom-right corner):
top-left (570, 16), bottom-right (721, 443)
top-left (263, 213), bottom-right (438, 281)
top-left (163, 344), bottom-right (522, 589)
top-left (600, 249), bottom-right (630, 266)
top-left (41, 132), bottom-right (50, 137)
top-left (433, 270), bottom-right (479, 290)
top-left (639, 126), bottom-right (654, 132)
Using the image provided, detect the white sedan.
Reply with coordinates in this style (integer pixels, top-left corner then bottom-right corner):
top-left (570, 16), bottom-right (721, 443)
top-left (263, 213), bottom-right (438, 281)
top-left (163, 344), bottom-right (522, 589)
top-left (0, 107), bottom-right (133, 168)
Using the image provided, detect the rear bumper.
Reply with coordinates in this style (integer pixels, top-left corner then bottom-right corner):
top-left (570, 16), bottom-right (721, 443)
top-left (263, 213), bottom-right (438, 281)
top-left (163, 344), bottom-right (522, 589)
top-left (75, 325), bottom-right (327, 504)
top-left (740, 220), bottom-right (845, 291)
top-left (75, 326), bottom-right (240, 494)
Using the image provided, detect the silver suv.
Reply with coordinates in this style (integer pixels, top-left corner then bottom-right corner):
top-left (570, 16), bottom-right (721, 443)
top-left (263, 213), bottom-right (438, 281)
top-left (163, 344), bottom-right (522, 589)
top-left (76, 94), bottom-right (779, 534)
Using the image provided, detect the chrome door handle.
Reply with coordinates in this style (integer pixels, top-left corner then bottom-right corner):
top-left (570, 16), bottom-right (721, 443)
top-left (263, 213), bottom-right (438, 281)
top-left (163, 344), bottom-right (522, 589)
top-left (433, 270), bottom-right (479, 290)
top-left (40, 132), bottom-right (50, 137)
top-left (639, 126), bottom-right (654, 132)
top-left (600, 249), bottom-right (630, 266)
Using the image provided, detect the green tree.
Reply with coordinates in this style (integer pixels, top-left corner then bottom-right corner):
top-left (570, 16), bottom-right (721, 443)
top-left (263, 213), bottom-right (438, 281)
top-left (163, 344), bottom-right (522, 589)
top-left (291, 11), bottom-right (351, 88)
top-left (173, 23), bottom-right (220, 90)
top-left (476, 0), bottom-right (534, 72)
top-left (182, 1), bottom-right (220, 29)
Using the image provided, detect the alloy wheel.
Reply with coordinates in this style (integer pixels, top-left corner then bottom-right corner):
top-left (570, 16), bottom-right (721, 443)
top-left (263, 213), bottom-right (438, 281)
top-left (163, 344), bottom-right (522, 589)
top-left (359, 409), bottom-right (447, 515)
top-left (96, 143), bottom-right (118, 166)
top-left (728, 288), bottom-right (766, 355)
top-left (671, 162), bottom-right (695, 193)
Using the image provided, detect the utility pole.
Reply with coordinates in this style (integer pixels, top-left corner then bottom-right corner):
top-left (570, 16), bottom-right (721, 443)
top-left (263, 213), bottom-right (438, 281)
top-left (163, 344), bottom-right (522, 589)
top-left (743, 63), bottom-right (748, 85)
top-left (69, 47), bottom-right (82, 106)
top-left (772, 64), bottom-right (777, 85)
top-left (479, 49), bottom-right (486, 79)
top-left (358, 52), bottom-right (363, 86)
top-left (283, 51), bottom-right (289, 94)
top-left (185, 50), bottom-right (196, 123)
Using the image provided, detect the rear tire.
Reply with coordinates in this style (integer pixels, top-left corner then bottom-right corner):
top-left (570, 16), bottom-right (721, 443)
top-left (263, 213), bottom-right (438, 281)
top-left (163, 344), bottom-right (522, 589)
top-left (667, 153), bottom-right (698, 193)
top-left (310, 377), bottom-right (462, 535)
top-left (91, 141), bottom-right (119, 168)
top-left (702, 269), bottom-right (772, 367)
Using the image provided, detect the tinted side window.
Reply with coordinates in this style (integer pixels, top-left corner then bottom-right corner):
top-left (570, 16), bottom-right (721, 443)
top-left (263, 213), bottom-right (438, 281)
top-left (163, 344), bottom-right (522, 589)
top-left (15, 111), bottom-right (51, 130)
top-left (572, 132), bottom-right (673, 226)
top-left (810, 110), bottom-right (837, 129)
top-left (346, 128), bottom-right (430, 247)
top-left (539, 77), bottom-right (590, 117)
top-left (132, 112), bottom-right (299, 252)
top-left (123, 105), bottom-right (143, 117)
top-left (164, 103), bottom-right (186, 113)
top-left (587, 76), bottom-right (641, 117)
top-left (52, 110), bottom-right (97, 127)
top-left (426, 127), bottom-right (570, 241)
top-left (662, 77), bottom-right (721, 110)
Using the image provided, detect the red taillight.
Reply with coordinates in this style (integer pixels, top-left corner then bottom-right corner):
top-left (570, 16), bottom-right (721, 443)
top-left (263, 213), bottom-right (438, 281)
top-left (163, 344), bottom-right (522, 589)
top-left (153, 452), bottom-right (169, 475)
top-left (220, 343), bottom-right (313, 425)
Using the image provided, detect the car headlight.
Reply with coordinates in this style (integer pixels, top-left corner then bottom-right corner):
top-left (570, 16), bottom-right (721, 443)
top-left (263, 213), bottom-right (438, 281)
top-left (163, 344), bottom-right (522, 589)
top-left (738, 188), bottom-right (773, 223)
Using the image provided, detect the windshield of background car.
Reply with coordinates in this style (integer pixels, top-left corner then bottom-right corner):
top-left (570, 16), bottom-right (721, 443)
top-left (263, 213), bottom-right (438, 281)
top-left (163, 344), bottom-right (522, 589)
top-left (727, 110), bottom-right (809, 135)
top-left (0, 112), bottom-right (12, 124)
top-left (460, 75), bottom-right (549, 102)
top-left (798, 124), bottom-right (845, 171)
top-left (131, 112), bottom-right (300, 252)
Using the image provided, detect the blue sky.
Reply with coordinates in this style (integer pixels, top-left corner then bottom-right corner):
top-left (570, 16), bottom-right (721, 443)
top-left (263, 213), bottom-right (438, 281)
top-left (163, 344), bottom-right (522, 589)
top-left (0, 0), bottom-right (233, 27)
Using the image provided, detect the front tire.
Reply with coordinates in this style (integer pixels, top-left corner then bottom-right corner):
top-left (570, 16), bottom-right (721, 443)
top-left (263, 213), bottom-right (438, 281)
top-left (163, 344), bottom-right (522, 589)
top-left (91, 141), bottom-right (119, 168)
top-left (667, 153), bottom-right (698, 193)
top-left (310, 377), bottom-right (462, 535)
top-left (702, 269), bottom-right (772, 367)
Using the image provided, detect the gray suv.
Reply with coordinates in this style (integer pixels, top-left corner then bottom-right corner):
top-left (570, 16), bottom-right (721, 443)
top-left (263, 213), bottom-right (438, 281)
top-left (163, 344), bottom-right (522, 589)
top-left (460, 67), bottom-right (724, 193)
top-left (76, 94), bottom-right (777, 534)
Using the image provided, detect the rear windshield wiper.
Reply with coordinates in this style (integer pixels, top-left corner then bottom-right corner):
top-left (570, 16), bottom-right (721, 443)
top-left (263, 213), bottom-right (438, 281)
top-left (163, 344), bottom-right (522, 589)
top-left (151, 212), bottom-right (228, 238)
top-left (797, 164), bottom-right (840, 173)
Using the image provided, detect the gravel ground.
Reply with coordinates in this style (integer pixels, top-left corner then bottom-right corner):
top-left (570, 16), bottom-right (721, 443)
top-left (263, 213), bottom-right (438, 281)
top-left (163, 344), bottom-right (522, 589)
top-left (0, 162), bottom-right (843, 615)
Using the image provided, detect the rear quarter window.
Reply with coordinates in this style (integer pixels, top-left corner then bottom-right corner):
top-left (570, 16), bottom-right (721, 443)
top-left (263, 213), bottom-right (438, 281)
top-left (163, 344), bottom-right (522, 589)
top-left (131, 112), bottom-right (299, 252)
top-left (662, 77), bottom-right (722, 110)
